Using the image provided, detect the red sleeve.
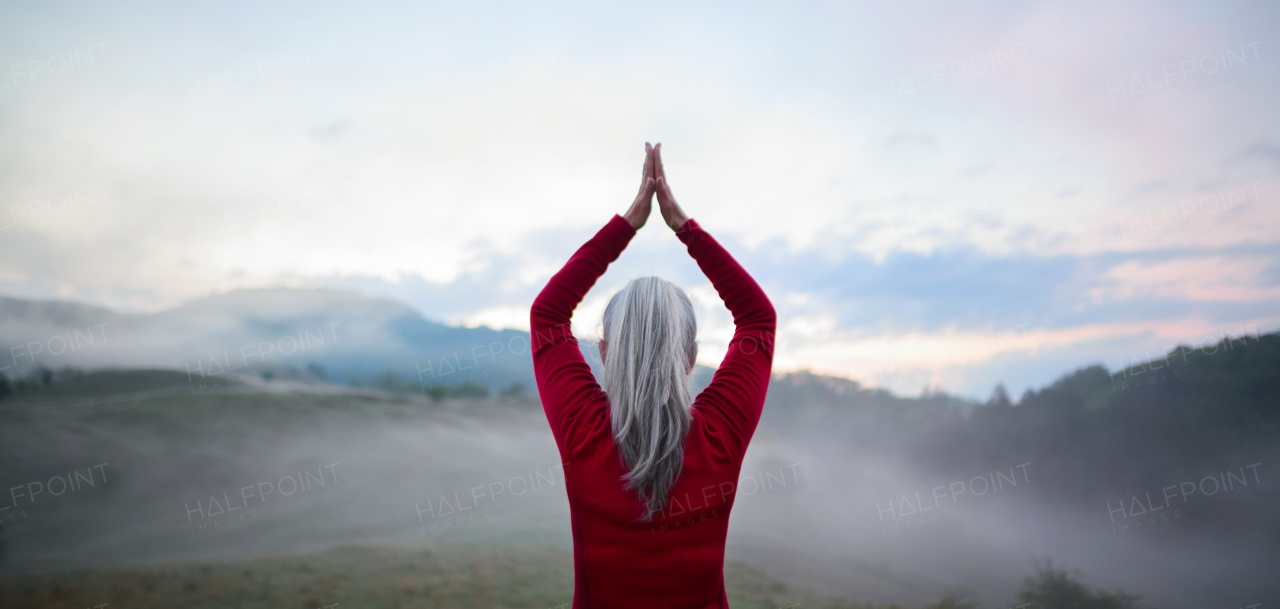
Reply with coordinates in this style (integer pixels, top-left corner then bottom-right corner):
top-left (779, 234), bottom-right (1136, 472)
top-left (531, 213), bottom-right (637, 453)
top-left (675, 218), bottom-right (777, 458)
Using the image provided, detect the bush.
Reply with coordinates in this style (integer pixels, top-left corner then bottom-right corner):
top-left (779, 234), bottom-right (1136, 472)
top-left (1018, 560), bottom-right (1145, 609)
top-left (424, 384), bottom-right (448, 401)
top-left (924, 587), bottom-right (978, 609)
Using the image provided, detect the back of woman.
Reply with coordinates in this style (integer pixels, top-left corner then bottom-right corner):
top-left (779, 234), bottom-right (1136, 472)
top-left (531, 143), bottom-right (776, 608)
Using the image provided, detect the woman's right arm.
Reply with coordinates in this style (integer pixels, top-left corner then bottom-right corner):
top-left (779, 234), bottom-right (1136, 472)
top-left (675, 219), bottom-right (776, 457)
top-left (653, 143), bottom-right (776, 458)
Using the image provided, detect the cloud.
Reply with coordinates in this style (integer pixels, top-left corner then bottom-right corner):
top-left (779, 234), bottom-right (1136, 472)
top-left (1090, 256), bottom-right (1280, 303)
top-left (1244, 139), bottom-right (1280, 173)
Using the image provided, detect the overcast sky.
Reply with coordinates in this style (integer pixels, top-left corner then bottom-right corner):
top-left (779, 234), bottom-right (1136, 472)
top-left (1, 0), bottom-right (1276, 399)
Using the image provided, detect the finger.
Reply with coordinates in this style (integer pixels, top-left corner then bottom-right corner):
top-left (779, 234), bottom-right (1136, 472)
top-left (636, 144), bottom-right (651, 193)
top-left (654, 143), bottom-right (665, 181)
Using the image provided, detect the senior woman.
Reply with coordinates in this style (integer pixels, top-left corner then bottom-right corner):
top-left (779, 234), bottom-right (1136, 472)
top-left (531, 143), bottom-right (776, 608)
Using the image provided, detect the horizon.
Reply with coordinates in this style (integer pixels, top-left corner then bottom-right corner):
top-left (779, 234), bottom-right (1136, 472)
top-left (3, 285), bottom-right (1269, 404)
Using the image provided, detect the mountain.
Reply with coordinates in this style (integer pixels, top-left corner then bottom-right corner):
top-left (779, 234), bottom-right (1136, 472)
top-left (0, 289), bottom-right (718, 397)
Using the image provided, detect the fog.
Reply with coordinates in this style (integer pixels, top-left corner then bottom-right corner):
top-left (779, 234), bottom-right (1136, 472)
top-left (2, 354), bottom-right (1274, 607)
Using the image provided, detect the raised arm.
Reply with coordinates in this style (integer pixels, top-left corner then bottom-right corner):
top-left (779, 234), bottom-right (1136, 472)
top-left (654, 144), bottom-right (776, 458)
top-left (531, 214), bottom-right (635, 452)
top-left (531, 144), bottom-right (656, 453)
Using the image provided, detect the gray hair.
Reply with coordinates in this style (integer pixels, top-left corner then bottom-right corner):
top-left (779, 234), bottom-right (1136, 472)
top-left (601, 276), bottom-right (698, 522)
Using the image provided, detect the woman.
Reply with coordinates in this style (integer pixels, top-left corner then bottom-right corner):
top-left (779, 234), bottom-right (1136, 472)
top-left (531, 142), bottom-right (776, 608)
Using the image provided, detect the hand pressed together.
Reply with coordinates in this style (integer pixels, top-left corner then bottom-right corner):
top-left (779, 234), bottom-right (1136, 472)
top-left (622, 142), bottom-right (690, 232)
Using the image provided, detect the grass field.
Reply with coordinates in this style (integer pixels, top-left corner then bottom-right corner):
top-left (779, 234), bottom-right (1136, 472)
top-left (0, 369), bottom-right (1176, 608)
top-left (0, 543), bottom-right (896, 609)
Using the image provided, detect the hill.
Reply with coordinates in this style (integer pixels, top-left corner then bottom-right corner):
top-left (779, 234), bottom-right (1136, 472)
top-left (1, 324), bottom-right (1277, 607)
top-left (0, 289), bottom-right (723, 398)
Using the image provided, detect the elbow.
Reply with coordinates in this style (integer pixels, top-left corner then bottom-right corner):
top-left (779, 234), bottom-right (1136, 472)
top-left (529, 298), bottom-right (543, 327)
top-left (759, 298), bottom-right (777, 328)
top-left (735, 295), bottom-right (776, 331)
top-left (760, 301), bottom-right (777, 348)
top-left (763, 308), bottom-right (777, 345)
top-left (737, 300), bottom-right (776, 349)
top-left (529, 288), bottom-right (559, 323)
top-left (529, 299), bottom-right (554, 334)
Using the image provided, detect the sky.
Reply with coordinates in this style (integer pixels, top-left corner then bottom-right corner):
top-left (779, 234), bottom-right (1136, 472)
top-left (0, 0), bottom-right (1277, 399)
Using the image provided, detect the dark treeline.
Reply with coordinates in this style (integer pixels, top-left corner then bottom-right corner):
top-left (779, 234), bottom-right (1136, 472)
top-left (762, 331), bottom-right (1279, 548)
top-left (349, 368), bottom-right (526, 401)
top-left (916, 332), bottom-right (1278, 539)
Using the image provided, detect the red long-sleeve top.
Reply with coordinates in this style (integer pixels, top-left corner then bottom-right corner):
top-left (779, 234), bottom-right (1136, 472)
top-left (531, 213), bottom-right (776, 608)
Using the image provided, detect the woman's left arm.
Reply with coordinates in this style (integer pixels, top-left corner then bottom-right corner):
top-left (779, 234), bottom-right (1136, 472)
top-left (530, 143), bottom-right (656, 453)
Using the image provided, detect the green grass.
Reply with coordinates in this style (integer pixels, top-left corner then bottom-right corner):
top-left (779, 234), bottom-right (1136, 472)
top-left (0, 544), bottom-right (895, 609)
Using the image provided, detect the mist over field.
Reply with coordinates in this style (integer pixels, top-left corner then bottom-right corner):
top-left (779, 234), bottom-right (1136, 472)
top-left (1, 290), bottom-right (1277, 608)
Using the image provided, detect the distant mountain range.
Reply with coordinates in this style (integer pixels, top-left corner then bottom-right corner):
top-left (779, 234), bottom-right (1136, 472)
top-left (0, 288), bottom-right (718, 396)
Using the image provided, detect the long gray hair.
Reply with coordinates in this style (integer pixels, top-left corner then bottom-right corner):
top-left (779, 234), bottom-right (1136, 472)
top-left (600, 276), bottom-right (698, 522)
